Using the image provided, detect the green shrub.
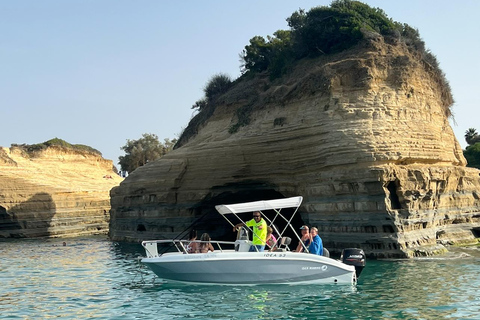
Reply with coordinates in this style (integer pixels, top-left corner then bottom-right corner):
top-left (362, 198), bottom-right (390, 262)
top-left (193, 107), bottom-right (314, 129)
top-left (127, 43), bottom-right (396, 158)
top-left (241, 0), bottom-right (399, 73)
top-left (240, 0), bottom-right (437, 75)
top-left (204, 73), bottom-right (233, 101)
top-left (464, 143), bottom-right (480, 169)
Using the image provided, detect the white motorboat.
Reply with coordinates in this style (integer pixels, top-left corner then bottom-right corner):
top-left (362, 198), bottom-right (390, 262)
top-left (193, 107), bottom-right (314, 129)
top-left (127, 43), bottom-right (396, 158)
top-left (141, 196), bottom-right (366, 285)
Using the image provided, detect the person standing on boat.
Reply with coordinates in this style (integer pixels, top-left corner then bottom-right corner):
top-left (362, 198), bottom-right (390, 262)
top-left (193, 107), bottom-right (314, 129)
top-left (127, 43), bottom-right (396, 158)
top-left (308, 227), bottom-right (324, 256)
top-left (233, 211), bottom-right (267, 252)
top-left (295, 225), bottom-right (311, 252)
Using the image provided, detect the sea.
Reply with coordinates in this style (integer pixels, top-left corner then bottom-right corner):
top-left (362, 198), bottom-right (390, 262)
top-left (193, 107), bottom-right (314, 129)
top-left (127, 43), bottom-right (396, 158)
top-left (1, 236), bottom-right (479, 320)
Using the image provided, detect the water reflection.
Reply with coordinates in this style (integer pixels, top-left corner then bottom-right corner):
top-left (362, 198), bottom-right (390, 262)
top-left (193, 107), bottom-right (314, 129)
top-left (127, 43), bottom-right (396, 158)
top-left (357, 258), bottom-right (477, 320)
top-left (133, 280), bottom-right (359, 320)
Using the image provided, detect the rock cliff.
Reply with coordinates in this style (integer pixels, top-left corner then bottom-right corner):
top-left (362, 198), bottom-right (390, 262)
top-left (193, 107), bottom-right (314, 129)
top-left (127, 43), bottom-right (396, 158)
top-left (0, 146), bottom-right (122, 238)
top-left (109, 36), bottom-right (480, 258)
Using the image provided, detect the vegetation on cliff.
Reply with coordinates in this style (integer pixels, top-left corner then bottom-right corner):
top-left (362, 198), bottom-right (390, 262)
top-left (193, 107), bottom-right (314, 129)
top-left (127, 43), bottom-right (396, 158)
top-left (118, 133), bottom-right (176, 173)
top-left (464, 128), bottom-right (480, 169)
top-left (465, 128), bottom-right (480, 146)
top-left (176, 0), bottom-right (453, 147)
top-left (239, 0), bottom-right (440, 76)
top-left (11, 138), bottom-right (102, 157)
top-left (241, 0), bottom-right (397, 75)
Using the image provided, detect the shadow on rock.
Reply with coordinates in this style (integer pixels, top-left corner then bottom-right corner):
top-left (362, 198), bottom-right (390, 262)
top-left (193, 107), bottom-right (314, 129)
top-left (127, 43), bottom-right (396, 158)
top-left (0, 192), bottom-right (56, 238)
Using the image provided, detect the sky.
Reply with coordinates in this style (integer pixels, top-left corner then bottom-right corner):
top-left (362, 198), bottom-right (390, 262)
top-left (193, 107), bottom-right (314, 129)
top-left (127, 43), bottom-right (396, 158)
top-left (1, 1), bottom-right (479, 167)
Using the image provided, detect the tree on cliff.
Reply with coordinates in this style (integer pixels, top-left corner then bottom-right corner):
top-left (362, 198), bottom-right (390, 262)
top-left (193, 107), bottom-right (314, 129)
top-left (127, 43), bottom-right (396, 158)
top-left (240, 0), bottom-right (399, 77)
top-left (465, 128), bottom-right (480, 146)
top-left (118, 133), bottom-right (176, 173)
top-left (239, 0), bottom-right (449, 103)
top-left (464, 128), bottom-right (480, 169)
top-left (464, 143), bottom-right (480, 170)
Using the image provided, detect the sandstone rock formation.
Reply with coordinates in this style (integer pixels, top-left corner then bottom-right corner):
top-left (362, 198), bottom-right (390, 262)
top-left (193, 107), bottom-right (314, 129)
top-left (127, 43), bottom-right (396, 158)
top-left (0, 146), bottom-right (122, 238)
top-left (109, 36), bottom-right (480, 258)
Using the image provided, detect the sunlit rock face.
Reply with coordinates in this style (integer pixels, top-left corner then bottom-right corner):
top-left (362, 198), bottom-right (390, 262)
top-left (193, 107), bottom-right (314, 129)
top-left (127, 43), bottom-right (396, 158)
top-left (0, 147), bottom-right (122, 238)
top-left (109, 36), bottom-right (480, 258)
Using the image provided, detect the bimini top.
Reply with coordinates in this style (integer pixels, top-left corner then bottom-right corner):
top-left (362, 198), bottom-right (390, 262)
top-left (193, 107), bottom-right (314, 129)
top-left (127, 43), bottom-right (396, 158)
top-left (215, 196), bottom-right (303, 215)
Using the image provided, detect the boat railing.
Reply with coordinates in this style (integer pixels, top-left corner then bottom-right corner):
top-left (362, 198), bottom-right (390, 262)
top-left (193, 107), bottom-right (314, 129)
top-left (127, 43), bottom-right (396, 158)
top-left (142, 239), bottom-right (239, 258)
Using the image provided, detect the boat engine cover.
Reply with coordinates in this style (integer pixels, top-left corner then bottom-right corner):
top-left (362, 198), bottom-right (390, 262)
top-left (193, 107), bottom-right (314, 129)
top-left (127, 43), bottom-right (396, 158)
top-left (340, 248), bottom-right (366, 278)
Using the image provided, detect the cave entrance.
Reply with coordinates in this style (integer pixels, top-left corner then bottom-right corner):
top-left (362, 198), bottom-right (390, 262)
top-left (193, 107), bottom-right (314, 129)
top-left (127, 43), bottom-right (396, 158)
top-left (188, 187), bottom-right (306, 246)
top-left (387, 181), bottom-right (402, 210)
top-left (472, 227), bottom-right (480, 238)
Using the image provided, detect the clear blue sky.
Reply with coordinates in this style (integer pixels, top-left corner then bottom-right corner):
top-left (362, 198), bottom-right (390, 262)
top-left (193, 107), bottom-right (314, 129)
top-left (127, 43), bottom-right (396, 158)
top-left (1, 1), bottom-right (478, 167)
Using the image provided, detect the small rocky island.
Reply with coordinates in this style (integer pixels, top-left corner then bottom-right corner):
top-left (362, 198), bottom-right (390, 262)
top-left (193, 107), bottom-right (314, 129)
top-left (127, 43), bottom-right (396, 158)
top-left (108, 2), bottom-right (480, 258)
top-left (0, 141), bottom-right (122, 238)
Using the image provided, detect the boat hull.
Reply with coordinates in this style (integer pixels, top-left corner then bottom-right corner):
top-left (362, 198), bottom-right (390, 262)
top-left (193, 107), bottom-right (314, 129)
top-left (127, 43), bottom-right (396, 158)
top-left (141, 251), bottom-right (355, 285)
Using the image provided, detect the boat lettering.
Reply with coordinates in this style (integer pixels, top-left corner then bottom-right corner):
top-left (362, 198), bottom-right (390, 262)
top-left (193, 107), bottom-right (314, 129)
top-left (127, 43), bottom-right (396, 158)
top-left (263, 253), bottom-right (286, 258)
top-left (301, 265), bottom-right (328, 271)
top-left (183, 254), bottom-right (217, 259)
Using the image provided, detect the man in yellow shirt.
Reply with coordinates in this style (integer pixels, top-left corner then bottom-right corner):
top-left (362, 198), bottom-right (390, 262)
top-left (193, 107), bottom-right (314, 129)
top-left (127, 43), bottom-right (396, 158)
top-left (233, 211), bottom-right (267, 252)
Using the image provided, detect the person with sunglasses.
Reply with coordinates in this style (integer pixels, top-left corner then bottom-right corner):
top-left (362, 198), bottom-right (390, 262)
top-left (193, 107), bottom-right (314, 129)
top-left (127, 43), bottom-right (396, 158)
top-left (233, 211), bottom-right (267, 252)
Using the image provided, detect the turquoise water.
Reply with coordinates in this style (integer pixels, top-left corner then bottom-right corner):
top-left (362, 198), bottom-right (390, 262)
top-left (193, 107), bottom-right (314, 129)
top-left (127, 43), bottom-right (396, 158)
top-left (1, 236), bottom-right (479, 319)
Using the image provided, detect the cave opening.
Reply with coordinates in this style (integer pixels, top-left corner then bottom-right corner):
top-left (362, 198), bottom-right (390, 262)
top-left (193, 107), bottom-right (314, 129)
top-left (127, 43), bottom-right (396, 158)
top-left (472, 227), bottom-right (480, 238)
top-left (387, 181), bottom-right (402, 210)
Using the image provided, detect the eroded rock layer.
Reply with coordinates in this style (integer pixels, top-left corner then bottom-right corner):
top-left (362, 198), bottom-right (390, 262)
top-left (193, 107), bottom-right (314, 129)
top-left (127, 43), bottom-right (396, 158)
top-left (0, 147), bottom-right (122, 238)
top-left (110, 37), bottom-right (480, 258)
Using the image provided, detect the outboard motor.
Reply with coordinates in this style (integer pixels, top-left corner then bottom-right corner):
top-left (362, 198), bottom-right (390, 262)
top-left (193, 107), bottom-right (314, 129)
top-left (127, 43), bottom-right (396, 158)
top-left (341, 248), bottom-right (366, 279)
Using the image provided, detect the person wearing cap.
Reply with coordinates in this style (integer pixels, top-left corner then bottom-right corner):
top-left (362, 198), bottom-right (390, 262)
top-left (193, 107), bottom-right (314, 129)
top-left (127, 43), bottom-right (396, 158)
top-left (233, 211), bottom-right (267, 252)
top-left (308, 227), bottom-right (323, 255)
top-left (295, 225), bottom-right (311, 252)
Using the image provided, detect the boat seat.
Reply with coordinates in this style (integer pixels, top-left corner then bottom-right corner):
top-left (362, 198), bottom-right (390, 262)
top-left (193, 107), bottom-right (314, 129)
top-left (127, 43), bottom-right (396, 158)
top-left (275, 237), bottom-right (291, 252)
top-left (323, 248), bottom-right (330, 257)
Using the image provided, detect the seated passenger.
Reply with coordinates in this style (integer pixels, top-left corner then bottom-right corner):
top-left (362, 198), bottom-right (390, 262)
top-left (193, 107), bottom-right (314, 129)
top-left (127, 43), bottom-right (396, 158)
top-left (185, 229), bottom-right (198, 254)
top-left (308, 227), bottom-right (323, 255)
top-left (197, 233), bottom-right (215, 253)
top-left (295, 225), bottom-right (311, 252)
top-left (265, 226), bottom-right (278, 251)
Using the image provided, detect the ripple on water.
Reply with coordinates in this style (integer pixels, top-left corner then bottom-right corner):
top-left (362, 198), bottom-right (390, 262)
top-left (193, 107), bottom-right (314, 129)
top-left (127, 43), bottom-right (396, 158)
top-left (1, 237), bottom-right (479, 319)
